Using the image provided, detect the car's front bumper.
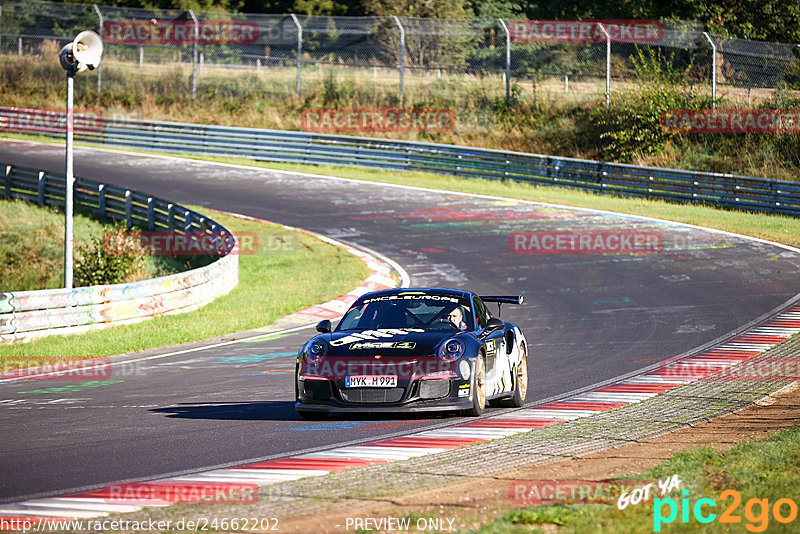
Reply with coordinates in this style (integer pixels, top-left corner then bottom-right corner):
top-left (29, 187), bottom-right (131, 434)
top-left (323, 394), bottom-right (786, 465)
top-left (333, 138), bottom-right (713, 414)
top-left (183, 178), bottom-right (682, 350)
top-left (296, 375), bottom-right (473, 413)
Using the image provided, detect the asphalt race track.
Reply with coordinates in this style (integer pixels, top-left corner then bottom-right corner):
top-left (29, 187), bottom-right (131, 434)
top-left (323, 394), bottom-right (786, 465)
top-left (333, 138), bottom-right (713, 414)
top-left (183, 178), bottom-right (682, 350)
top-left (2, 140), bottom-right (800, 503)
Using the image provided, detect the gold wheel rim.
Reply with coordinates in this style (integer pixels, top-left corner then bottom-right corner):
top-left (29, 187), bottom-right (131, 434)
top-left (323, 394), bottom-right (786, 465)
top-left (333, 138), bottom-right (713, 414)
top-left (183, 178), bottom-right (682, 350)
top-left (517, 344), bottom-right (528, 400)
top-left (476, 356), bottom-right (486, 408)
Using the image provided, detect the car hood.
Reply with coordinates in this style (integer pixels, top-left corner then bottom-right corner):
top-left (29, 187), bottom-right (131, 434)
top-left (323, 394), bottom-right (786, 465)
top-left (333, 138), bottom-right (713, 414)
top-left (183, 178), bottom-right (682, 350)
top-left (322, 328), bottom-right (455, 357)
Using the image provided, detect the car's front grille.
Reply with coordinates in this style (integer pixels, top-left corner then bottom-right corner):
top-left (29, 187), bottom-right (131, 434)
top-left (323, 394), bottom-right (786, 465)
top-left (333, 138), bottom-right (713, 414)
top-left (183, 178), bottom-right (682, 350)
top-left (418, 379), bottom-right (450, 399)
top-left (340, 387), bottom-right (405, 403)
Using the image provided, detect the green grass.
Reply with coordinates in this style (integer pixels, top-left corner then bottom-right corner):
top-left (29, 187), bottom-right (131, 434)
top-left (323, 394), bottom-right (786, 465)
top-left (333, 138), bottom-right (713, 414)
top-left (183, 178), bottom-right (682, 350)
top-left (0, 207), bottom-right (371, 362)
top-left (471, 426), bottom-right (800, 533)
top-left (0, 200), bottom-right (104, 291)
top-left (0, 199), bottom-right (191, 291)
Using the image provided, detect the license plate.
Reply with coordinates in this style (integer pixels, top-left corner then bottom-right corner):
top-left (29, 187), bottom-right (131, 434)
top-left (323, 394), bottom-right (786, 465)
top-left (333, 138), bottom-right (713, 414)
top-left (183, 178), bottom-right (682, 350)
top-left (345, 375), bottom-right (398, 388)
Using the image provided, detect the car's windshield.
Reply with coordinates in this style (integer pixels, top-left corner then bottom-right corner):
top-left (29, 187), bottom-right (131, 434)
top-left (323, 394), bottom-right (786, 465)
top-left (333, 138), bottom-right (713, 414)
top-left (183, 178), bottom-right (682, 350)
top-left (337, 294), bottom-right (474, 332)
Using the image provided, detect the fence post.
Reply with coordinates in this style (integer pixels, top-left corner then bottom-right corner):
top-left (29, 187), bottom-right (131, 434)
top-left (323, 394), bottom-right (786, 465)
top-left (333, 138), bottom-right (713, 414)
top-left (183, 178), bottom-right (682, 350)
top-left (189, 9), bottom-right (198, 100)
top-left (393, 16), bottom-right (405, 101)
top-left (139, 47), bottom-right (143, 68)
top-left (290, 14), bottom-right (302, 93)
top-left (93, 4), bottom-right (103, 93)
top-left (703, 32), bottom-right (717, 110)
top-left (498, 18), bottom-right (511, 105)
top-left (596, 23), bottom-right (610, 110)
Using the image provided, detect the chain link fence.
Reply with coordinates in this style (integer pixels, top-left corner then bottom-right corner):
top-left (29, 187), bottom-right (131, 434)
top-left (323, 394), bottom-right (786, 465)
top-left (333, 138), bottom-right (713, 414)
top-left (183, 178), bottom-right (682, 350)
top-left (1, 0), bottom-right (799, 107)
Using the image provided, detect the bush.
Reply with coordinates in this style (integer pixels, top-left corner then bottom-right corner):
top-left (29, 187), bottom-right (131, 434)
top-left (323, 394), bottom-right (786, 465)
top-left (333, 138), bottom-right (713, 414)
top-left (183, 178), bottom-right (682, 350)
top-left (588, 48), bottom-right (713, 162)
top-left (74, 224), bottom-right (142, 287)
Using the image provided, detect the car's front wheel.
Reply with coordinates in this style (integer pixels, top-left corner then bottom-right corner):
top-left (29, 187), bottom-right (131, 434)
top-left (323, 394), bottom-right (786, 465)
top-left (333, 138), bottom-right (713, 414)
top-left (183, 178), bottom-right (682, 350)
top-left (466, 354), bottom-right (486, 416)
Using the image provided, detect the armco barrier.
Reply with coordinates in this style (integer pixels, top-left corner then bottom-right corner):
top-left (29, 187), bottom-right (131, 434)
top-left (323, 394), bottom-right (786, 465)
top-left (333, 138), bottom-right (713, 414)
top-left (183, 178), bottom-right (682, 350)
top-left (0, 162), bottom-right (238, 343)
top-left (2, 107), bottom-right (799, 216)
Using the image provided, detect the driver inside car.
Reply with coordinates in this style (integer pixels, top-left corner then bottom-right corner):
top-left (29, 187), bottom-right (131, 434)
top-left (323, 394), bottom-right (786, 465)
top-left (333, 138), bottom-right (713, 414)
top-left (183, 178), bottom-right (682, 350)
top-left (448, 306), bottom-right (467, 331)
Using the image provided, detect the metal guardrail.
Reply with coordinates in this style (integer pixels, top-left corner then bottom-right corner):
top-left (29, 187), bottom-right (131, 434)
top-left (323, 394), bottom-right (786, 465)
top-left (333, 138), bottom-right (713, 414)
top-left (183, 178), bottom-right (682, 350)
top-left (2, 108), bottom-right (797, 217)
top-left (0, 161), bottom-right (239, 342)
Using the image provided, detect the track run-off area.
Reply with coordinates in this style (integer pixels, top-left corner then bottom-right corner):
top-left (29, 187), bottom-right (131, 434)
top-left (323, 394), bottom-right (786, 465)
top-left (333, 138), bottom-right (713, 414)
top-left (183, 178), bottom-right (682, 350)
top-left (1, 140), bottom-right (800, 520)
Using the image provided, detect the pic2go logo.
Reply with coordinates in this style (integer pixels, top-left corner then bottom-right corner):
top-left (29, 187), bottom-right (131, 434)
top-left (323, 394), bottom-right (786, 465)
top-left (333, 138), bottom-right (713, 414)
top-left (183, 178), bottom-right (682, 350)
top-left (654, 489), bottom-right (799, 532)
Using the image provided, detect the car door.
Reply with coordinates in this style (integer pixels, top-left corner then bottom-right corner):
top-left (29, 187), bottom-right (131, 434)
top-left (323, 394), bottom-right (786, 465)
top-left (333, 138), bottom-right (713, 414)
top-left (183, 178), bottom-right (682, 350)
top-left (474, 296), bottom-right (506, 395)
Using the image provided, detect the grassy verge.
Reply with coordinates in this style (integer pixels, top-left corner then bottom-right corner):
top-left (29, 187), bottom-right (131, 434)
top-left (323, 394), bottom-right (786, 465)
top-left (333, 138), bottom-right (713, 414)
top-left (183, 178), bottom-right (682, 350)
top-left (0, 199), bottom-right (192, 291)
top-left (0, 207), bottom-right (370, 362)
top-left (473, 425), bottom-right (800, 533)
top-left (0, 200), bottom-right (104, 291)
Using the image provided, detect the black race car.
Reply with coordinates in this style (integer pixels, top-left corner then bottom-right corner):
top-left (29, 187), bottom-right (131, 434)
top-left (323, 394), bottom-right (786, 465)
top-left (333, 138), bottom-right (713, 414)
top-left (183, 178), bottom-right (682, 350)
top-left (295, 288), bottom-right (527, 418)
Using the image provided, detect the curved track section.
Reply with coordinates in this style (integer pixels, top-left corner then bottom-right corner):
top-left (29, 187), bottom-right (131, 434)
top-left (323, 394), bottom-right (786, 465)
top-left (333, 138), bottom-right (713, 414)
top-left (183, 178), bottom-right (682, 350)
top-left (1, 141), bottom-right (800, 503)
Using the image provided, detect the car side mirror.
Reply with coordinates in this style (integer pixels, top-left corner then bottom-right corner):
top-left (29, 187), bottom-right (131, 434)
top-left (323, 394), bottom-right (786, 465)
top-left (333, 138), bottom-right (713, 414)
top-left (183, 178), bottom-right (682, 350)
top-left (315, 320), bottom-right (332, 333)
top-left (480, 317), bottom-right (504, 337)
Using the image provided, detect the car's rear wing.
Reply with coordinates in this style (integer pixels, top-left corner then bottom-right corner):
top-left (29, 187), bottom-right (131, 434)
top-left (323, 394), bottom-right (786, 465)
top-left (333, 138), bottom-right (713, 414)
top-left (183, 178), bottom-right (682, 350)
top-left (480, 295), bottom-right (524, 317)
top-left (480, 295), bottom-right (524, 306)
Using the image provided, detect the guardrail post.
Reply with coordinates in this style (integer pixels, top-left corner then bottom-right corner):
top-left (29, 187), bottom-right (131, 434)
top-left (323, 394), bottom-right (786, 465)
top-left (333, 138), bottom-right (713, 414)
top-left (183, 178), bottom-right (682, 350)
top-left (37, 171), bottom-right (45, 206)
top-left (596, 23), bottom-right (611, 110)
top-left (98, 184), bottom-right (106, 218)
top-left (93, 4), bottom-right (103, 94)
top-left (184, 210), bottom-right (192, 232)
top-left (498, 19), bottom-right (511, 105)
top-left (147, 197), bottom-right (155, 230)
top-left (703, 32), bottom-right (717, 110)
top-left (393, 16), bottom-right (405, 101)
top-left (290, 14), bottom-right (302, 94)
top-left (189, 9), bottom-right (199, 100)
top-left (4, 165), bottom-right (11, 200)
top-left (125, 189), bottom-right (132, 228)
top-left (167, 203), bottom-right (175, 231)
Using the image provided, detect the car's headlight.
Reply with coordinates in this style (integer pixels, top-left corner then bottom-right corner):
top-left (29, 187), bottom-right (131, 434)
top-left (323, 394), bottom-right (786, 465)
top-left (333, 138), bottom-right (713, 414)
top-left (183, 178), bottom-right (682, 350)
top-left (305, 338), bottom-right (328, 364)
top-left (437, 337), bottom-right (464, 362)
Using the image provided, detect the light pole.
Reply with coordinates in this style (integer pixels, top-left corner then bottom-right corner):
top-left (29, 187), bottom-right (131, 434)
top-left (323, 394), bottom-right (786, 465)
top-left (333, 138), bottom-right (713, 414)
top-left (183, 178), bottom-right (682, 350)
top-left (59, 31), bottom-right (103, 290)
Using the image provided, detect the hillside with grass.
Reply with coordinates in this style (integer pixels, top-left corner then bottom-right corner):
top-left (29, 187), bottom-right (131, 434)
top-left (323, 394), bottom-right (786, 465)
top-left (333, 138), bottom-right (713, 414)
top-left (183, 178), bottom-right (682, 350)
top-left (2, 43), bottom-right (799, 182)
